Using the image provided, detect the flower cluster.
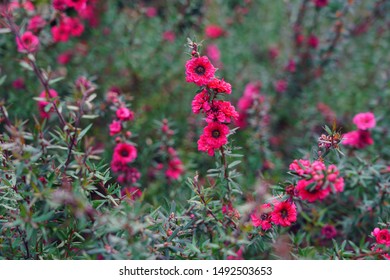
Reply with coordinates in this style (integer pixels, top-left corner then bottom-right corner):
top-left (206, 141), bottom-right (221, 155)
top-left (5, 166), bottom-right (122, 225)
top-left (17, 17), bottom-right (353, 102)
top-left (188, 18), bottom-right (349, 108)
top-left (289, 159), bottom-right (344, 202)
top-left (152, 119), bottom-right (184, 181)
top-left (185, 40), bottom-right (238, 156)
top-left (251, 200), bottom-right (297, 231)
top-left (343, 112), bottom-right (376, 149)
top-left (106, 87), bottom-right (141, 201)
top-left (371, 227), bottom-right (390, 259)
top-left (236, 81), bottom-right (269, 129)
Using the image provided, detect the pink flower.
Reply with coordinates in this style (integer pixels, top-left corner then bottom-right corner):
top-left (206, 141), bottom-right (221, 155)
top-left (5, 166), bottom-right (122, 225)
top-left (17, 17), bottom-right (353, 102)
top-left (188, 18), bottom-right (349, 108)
top-left (268, 46), bottom-right (280, 60)
top-left (274, 79), bottom-right (288, 93)
top-left (57, 51), bottom-right (73, 65)
top-left (321, 224), bottom-right (337, 239)
top-left (353, 112), bottom-right (376, 130)
top-left (65, 0), bottom-right (87, 11)
top-left (165, 158), bottom-right (184, 180)
top-left (343, 130), bottom-right (374, 149)
top-left (116, 107), bottom-right (134, 121)
top-left (205, 25), bottom-right (225, 39)
top-left (289, 159), bottom-right (312, 176)
top-left (250, 203), bottom-right (272, 231)
top-left (37, 89), bottom-right (59, 118)
top-left (65, 17), bottom-right (85, 37)
top-left (191, 90), bottom-right (211, 114)
top-left (313, 0), bottom-right (328, 8)
top-left (145, 6), bottom-right (157, 17)
top-left (12, 78), bottom-right (25, 90)
top-left (53, 0), bottom-right (67, 11)
top-left (307, 35), bottom-right (319, 49)
top-left (207, 78), bottom-right (232, 94)
top-left (185, 56), bottom-right (216, 86)
top-left (296, 179), bottom-right (330, 202)
top-left (121, 186), bottom-right (142, 201)
top-left (205, 100), bottom-right (239, 123)
top-left (109, 121), bottom-right (122, 136)
top-left (116, 167), bottom-right (140, 184)
top-left (271, 201), bottom-right (297, 227)
top-left (51, 24), bottom-right (71, 42)
top-left (162, 30), bottom-right (175, 42)
top-left (373, 229), bottom-right (390, 246)
top-left (27, 15), bottom-right (46, 33)
top-left (197, 122), bottom-right (229, 156)
top-left (112, 142), bottom-right (137, 165)
top-left (285, 59), bottom-right (296, 73)
top-left (206, 44), bottom-right (221, 63)
top-left (16, 31), bottom-right (39, 53)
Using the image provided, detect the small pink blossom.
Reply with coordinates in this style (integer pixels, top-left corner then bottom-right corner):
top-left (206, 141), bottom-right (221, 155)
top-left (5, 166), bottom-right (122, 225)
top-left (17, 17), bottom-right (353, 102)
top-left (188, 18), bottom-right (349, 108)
top-left (353, 112), bottom-right (376, 130)
top-left (16, 31), bottom-right (39, 53)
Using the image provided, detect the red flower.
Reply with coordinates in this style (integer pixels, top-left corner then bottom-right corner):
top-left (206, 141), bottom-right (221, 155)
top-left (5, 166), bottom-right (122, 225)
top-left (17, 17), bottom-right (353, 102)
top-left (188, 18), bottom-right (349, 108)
top-left (185, 56), bottom-right (216, 86)
top-left (109, 121), bottom-right (122, 136)
top-left (207, 78), bottom-right (232, 94)
top-left (165, 158), bottom-right (184, 180)
top-left (65, 17), bottom-right (85, 37)
top-left (16, 31), bottom-right (39, 53)
top-left (37, 89), bottom-right (58, 118)
top-left (321, 224), bottom-right (337, 239)
top-left (27, 15), bottom-right (46, 33)
top-left (116, 107), bottom-right (134, 121)
top-left (307, 35), bottom-right (319, 49)
top-left (353, 112), bottom-right (376, 130)
top-left (274, 79), bottom-right (288, 93)
top-left (205, 25), bottom-right (225, 39)
top-left (271, 201), bottom-right (297, 227)
top-left (65, 0), bottom-right (87, 11)
top-left (205, 100), bottom-right (239, 123)
top-left (250, 203), bottom-right (272, 231)
top-left (191, 90), bottom-right (211, 114)
top-left (197, 122), bottom-right (229, 156)
top-left (51, 23), bottom-right (71, 43)
top-left (53, 0), bottom-right (67, 11)
top-left (162, 30), bottom-right (175, 42)
top-left (57, 51), bottom-right (73, 65)
top-left (296, 179), bottom-right (330, 202)
top-left (112, 142), bottom-right (137, 165)
top-left (343, 130), bottom-right (374, 149)
top-left (373, 228), bottom-right (390, 246)
top-left (313, 0), bottom-right (328, 8)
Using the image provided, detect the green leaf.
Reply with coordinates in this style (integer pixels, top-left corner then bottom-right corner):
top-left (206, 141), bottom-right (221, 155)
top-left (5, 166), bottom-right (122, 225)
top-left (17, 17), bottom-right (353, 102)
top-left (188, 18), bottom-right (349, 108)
top-left (77, 123), bottom-right (93, 142)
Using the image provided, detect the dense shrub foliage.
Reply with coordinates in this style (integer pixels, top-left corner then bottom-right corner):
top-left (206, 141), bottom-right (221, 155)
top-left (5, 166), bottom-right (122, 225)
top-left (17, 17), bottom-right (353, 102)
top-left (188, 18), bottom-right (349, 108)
top-left (0, 0), bottom-right (389, 260)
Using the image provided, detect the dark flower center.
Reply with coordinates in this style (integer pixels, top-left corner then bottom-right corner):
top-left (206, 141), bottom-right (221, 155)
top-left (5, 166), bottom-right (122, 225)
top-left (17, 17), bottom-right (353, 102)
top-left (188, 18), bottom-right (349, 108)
top-left (120, 148), bottom-right (129, 157)
top-left (212, 129), bottom-right (220, 138)
top-left (281, 209), bottom-right (288, 218)
top-left (261, 213), bottom-right (268, 220)
top-left (195, 65), bottom-right (205, 75)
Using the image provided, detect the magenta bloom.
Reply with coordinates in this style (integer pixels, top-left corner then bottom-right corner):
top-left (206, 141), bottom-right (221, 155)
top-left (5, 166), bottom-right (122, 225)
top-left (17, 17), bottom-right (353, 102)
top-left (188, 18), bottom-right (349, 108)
top-left (65, 17), bottom-right (85, 37)
top-left (307, 35), bottom-right (319, 49)
top-left (185, 56), bottom-right (216, 86)
top-left (165, 158), bottom-right (184, 180)
top-left (205, 100), bottom-right (239, 124)
top-left (109, 121), bottom-right (122, 136)
top-left (197, 122), bottom-right (229, 156)
top-left (296, 179), bottom-right (330, 202)
top-left (321, 225), bottom-right (337, 239)
top-left (206, 44), bottom-right (221, 63)
top-left (65, 0), bottom-right (87, 11)
top-left (353, 112), bottom-right (376, 130)
top-left (343, 130), bottom-right (374, 149)
top-left (313, 0), bottom-right (328, 8)
top-left (27, 15), bottom-right (46, 33)
top-left (373, 228), bottom-right (390, 246)
top-left (53, 0), bottom-right (67, 10)
top-left (57, 51), bottom-right (73, 65)
top-left (116, 107), bottom-right (134, 121)
top-left (205, 25), bottom-right (225, 39)
top-left (271, 201), bottom-right (297, 227)
top-left (250, 203), bottom-right (272, 231)
top-left (227, 248), bottom-right (244, 260)
top-left (275, 79), bottom-right (288, 93)
top-left (207, 78), bottom-right (232, 94)
top-left (112, 142), bottom-right (137, 165)
top-left (162, 30), bottom-right (175, 42)
top-left (38, 89), bottom-right (59, 118)
top-left (191, 90), bottom-right (211, 114)
top-left (51, 24), bottom-right (71, 43)
top-left (289, 159), bottom-right (312, 176)
top-left (16, 31), bottom-right (39, 53)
